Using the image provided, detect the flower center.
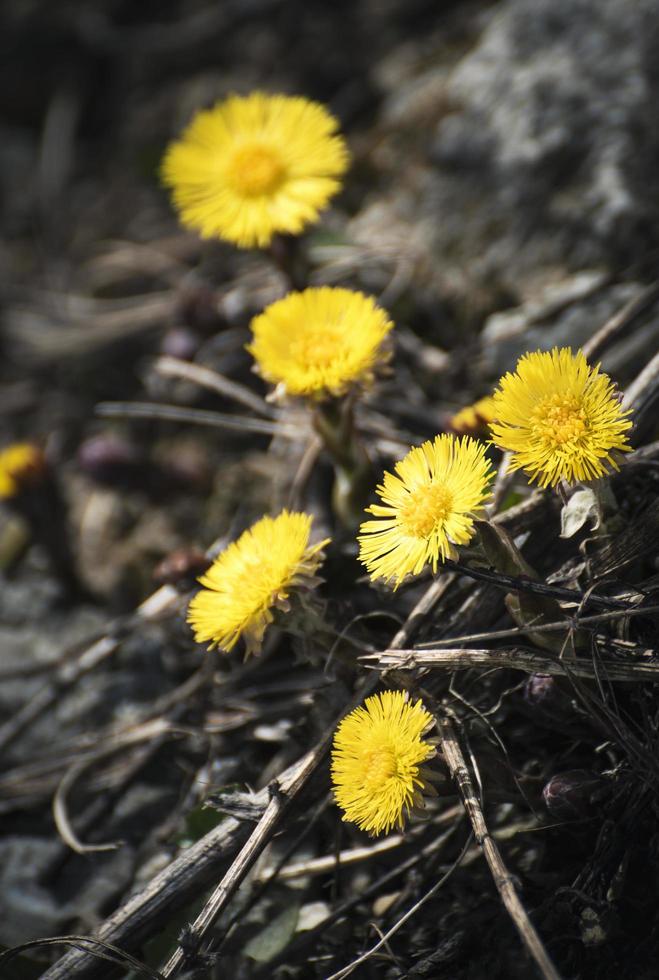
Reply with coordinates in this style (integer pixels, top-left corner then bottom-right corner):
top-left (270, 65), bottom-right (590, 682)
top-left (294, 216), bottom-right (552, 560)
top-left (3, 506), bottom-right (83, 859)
top-left (229, 144), bottom-right (285, 197)
top-left (363, 745), bottom-right (397, 791)
top-left (532, 394), bottom-right (587, 446)
top-left (400, 483), bottom-right (454, 538)
top-left (290, 329), bottom-right (343, 370)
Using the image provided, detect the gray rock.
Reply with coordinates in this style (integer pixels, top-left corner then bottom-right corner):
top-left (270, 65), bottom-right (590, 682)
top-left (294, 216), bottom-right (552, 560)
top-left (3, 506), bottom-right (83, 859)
top-left (480, 273), bottom-right (646, 375)
top-left (0, 835), bottom-right (134, 944)
top-left (430, 0), bottom-right (659, 287)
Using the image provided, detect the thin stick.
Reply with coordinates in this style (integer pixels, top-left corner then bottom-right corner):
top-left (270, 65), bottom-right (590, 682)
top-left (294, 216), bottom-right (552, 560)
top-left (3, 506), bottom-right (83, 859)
top-left (0, 935), bottom-right (165, 980)
top-left (325, 831), bottom-right (474, 980)
top-left (159, 744), bottom-right (335, 977)
top-left (362, 646), bottom-right (659, 682)
top-left (389, 574), bottom-right (455, 648)
top-left (624, 349), bottom-right (659, 411)
top-left (439, 717), bottom-right (562, 980)
top-left (0, 635), bottom-right (119, 755)
top-left (582, 280), bottom-right (659, 362)
top-left (445, 559), bottom-right (629, 610)
top-left (287, 436), bottom-right (323, 510)
top-left (53, 719), bottom-right (174, 854)
top-left (154, 355), bottom-right (277, 419)
top-left (261, 806), bottom-right (468, 976)
top-left (96, 400), bottom-right (304, 438)
top-left (256, 807), bottom-right (462, 882)
top-left (415, 604), bottom-right (659, 648)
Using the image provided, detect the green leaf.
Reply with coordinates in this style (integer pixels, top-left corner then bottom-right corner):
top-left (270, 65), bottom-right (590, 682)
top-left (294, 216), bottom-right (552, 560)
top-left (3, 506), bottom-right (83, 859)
top-left (176, 804), bottom-right (224, 848)
top-left (243, 903), bottom-right (300, 963)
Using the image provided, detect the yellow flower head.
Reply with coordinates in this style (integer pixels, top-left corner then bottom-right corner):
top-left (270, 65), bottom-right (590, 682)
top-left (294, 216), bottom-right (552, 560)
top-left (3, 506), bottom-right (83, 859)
top-left (248, 287), bottom-right (393, 399)
top-left (449, 395), bottom-right (497, 435)
top-left (331, 691), bottom-right (435, 836)
top-left (489, 348), bottom-right (633, 488)
top-left (358, 434), bottom-right (494, 588)
top-left (187, 510), bottom-right (328, 656)
top-left (161, 92), bottom-right (349, 248)
top-left (0, 443), bottom-right (47, 499)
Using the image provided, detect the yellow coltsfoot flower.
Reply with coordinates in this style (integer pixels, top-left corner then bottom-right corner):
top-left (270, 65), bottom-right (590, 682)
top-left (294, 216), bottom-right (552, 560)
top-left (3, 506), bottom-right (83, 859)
top-left (188, 510), bottom-right (328, 656)
top-left (489, 347), bottom-right (633, 488)
top-left (161, 92), bottom-right (349, 248)
top-left (0, 443), bottom-right (47, 499)
top-left (331, 691), bottom-right (436, 836)
top-left (358, 434), bottom-right (494, 588)
top-left (248, 286), bottom-right (393, 399)
top-left (449, 395), bottom-right (497, 435)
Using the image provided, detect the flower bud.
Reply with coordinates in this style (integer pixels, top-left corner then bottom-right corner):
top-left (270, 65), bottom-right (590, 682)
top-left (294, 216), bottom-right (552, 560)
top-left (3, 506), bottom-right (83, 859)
top-left (542, 770), bottom-right (605, 819)
top-left (77, 434), bottom-right (142, 487)
top-left (153, 548), bottom-right (211, 589)
top-left (523, 674), bottom-right (577, 727)
top-left (175, 284), bottom-right (223, 334)
top-left (160, 327), bottom-right (201, 361)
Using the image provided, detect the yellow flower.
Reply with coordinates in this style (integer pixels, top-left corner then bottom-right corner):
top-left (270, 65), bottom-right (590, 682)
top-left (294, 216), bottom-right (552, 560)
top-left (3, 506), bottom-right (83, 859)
top-left (248, 287), bottom-right (393, 399)
top-left (187, 510), bottom-right (328, 656)
top-left (490, 348), bottom-right (633, 488)
top-left (449, 395), bottom-right (497, 434)
top-left (161, 92), bottom-right (349, 248)
top-left (358, 435), bottom-right (494, 588)
top-left (0, 444), bottom-right (46, 499)
top-left (331, 691), bottom-right (435, 836)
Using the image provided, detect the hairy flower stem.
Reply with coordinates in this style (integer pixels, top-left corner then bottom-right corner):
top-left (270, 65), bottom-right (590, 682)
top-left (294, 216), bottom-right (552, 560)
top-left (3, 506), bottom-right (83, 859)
top-left (313, 397), bottom-right (373, 529)
top-left (591, 475), bottom-right (624, 533)
top-left (12, 474), bottom-right (85, 601)
top-left (268, 233), bottom-right (310, 291)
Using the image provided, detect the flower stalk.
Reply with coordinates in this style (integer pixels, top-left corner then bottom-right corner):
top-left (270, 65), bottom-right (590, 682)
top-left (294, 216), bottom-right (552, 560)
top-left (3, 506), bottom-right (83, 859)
top-left (247, 286), bottom-right (394, 527)
top-left (268, 233), bottom-right (310, 291)
top-left (0, 444), bottom-right (84, 600)
top-left (313, 396), bottom-right (374, 528)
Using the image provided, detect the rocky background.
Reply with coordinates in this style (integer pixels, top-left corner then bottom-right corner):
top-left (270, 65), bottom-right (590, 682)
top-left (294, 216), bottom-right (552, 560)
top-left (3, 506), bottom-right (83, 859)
top-left (2, 1), bottom-right (659, 978)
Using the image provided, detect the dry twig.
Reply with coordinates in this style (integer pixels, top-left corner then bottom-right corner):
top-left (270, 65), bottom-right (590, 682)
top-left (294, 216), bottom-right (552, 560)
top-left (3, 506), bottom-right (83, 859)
top-left (363, 646), bottom-right (659, 682)
top-left (154, 355), bottom-right (277, 419)
top-left (439, 716), bottom-right (561, 980)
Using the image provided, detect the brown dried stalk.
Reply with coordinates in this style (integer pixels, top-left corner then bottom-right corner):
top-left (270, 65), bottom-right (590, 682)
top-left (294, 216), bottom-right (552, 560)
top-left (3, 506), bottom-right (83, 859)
top-left (154, 354), bottom-right (278, 419)
top-left (439, 716), bottom-right (562, 980)
top-left (362, 646), bottom-right (659, 682)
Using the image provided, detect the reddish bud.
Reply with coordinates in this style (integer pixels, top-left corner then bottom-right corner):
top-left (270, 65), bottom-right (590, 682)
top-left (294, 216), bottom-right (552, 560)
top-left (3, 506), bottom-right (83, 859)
top-left (153, 548), bottom-right (211, 588)
top-left (78, 434), bottom-right (142, 486)
top-left (160, 327), bottom-right (201, 361)
top-left (542, 770), bottom-right (605, 819)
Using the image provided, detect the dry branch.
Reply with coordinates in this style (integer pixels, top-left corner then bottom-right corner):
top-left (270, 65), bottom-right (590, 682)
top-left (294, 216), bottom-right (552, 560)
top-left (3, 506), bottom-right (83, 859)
top-left (154, 355), bottom-right (278, 419)
top-left (362, 646), bottom-right (659, 682)
top-left (96, 400), bottom-right (305, 438)
top-left (439, 717), bottom-right (561, 980)
top-left (582, 280), bottom-right (659, 362)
